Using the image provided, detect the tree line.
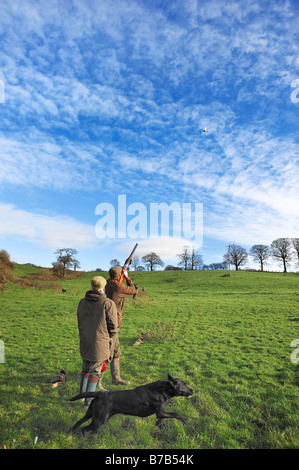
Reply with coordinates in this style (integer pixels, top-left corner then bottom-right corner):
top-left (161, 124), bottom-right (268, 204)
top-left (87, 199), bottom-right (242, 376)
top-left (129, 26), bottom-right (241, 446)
top-left (1, 237), bottom-right (298, 281)
top-left (225, 238), bottom-right (299, 273)
top-left (110, 248), bottom-right (228, 272)
top-left (109, 238), bottom-right (299, 273)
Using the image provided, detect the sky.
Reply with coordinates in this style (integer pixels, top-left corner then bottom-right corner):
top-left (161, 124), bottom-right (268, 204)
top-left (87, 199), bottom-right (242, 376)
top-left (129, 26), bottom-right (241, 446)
top-left (0, 0), bottom-right (298, 272)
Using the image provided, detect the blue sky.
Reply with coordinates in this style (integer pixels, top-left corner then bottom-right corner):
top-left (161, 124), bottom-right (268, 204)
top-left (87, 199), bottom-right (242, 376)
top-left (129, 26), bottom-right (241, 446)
top-left (0, 0), bottom-right (298, 271)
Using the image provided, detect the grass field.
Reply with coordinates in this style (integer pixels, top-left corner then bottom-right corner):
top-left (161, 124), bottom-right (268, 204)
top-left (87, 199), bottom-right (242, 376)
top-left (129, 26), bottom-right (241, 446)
top-left (0, 266), bottom-right (298, 449)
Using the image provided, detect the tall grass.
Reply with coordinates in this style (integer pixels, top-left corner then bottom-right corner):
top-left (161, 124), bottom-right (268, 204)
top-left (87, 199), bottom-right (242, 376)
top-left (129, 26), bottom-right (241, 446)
top-left (0, 268), bottom-right (298, 449)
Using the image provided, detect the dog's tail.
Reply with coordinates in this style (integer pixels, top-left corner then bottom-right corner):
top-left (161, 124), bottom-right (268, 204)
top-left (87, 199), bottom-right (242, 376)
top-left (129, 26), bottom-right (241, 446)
top-left (69, 392), bottom-right (99, 401)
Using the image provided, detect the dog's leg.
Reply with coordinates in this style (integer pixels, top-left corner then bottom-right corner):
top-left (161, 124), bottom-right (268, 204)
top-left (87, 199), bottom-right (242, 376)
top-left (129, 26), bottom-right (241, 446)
top-left (155, 410), bottom-right (188, 426)
top-left (80, 408), bottom-right (112, 435)
top-left (81, 421), bottom-right (98, 436)
top-left (72, 406), bottom-right (92, 431)
top-left (80, 414), bottom-right (111, 435)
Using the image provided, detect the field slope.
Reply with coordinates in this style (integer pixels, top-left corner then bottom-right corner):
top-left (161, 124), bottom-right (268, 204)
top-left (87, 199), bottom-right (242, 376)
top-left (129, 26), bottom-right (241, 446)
top-left (0, 266), bottom-right (298, 449)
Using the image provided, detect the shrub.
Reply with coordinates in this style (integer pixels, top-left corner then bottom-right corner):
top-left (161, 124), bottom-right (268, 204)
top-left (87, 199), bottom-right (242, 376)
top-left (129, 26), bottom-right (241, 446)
top-left (0, 249), bottom-right (14, 281)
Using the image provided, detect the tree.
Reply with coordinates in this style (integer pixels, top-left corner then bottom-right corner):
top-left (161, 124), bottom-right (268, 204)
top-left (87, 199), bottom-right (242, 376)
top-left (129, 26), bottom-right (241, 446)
top-left (249, 244), bottom-right (271, 272)
top-left (132, 256), bottom-right (141, 271)
top-left (292, 238), bottom-right (299, 265)
top-left (54, 248), bottom-right (78, 277)
top-left (136, 265), bottom-right (145, 271)
top-left (177, 246), bottom-right (203, 270)
top-left (209, 262), bottom-right (227, 270)
top-left (177, 246), bottom-right (190, 270)
top-left (141, 252), bottom-right (164, 271)
top-left (190, 248), bottom-right (203, 270)
top-left (223, 244), bottom-right (248, 271)
top-left (164, 265), bottom-right (182, 271)
top-left (271, 238), bottom-right (293, 273)
top-left (110, 258), bottom-right (120, 268)
top-left (73, 259), bottom-right (81, 271)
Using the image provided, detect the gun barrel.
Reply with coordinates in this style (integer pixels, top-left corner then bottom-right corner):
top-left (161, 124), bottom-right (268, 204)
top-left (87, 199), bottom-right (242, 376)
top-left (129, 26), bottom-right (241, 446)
top-left (125, 243), bottom-right (138, 265)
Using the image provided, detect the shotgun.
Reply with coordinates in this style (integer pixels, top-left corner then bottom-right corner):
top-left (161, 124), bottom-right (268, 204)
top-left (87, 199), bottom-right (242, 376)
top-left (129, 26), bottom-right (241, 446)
top-left (119, 243), bottom-right (138, 283)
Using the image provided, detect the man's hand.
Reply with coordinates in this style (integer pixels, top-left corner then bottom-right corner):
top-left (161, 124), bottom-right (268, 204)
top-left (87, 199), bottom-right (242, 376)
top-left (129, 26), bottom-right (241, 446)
top-left (123, 267), bottom-right (130, 280)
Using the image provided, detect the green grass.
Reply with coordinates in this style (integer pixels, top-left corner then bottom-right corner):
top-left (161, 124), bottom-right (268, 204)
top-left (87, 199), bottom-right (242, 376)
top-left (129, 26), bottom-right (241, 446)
top-left (0, 267), bottom-right (298, 449)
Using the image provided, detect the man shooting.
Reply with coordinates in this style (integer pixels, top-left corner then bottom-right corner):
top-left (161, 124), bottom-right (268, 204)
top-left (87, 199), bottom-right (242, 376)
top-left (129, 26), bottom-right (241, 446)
top-left (105, 248), bottom-right (138, 386)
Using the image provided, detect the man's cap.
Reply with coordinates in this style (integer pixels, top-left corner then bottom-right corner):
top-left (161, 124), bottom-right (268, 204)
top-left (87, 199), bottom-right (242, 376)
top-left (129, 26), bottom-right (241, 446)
top-left (109, 266), bottom-right (122, 279)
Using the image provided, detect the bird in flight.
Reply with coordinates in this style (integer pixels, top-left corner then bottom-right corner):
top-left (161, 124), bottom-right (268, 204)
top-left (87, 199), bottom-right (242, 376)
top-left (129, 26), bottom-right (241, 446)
top-left (202, 127), bottom-right (208, 133)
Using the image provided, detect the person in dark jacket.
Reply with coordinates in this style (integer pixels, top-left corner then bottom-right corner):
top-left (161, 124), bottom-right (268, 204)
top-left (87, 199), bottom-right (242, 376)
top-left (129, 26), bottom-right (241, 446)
top-left (105, 265), bottom-right (137, 386)
top-left (77, 276), bottom-right (118, 404)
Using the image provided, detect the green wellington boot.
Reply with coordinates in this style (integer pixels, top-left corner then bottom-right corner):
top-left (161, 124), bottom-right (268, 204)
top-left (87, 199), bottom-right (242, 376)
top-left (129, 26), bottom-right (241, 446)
top-left (110, 358), bottom-right (130, 386)
top-left (85, 376), bottom-right (99, 406)
top-left (79, 373), bottom-right (89, 394)
top-left (96, 371), bottom-right (107, 391)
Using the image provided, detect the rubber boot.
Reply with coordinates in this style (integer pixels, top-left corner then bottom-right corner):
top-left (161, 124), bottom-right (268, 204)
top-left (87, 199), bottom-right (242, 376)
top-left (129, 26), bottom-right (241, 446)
top-left (110, 358), bottom-right (130, 386)
top-left (85, 376), bottom-right (99, 406)
top-left (96, 371), bottom-right (107, 392)
top-left (79, 372), bottom-right (89, 394)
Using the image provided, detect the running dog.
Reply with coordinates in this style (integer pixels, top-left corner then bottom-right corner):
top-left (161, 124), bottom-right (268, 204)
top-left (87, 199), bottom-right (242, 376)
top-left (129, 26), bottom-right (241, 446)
top-left (70, 374), bottom-right (194, 435)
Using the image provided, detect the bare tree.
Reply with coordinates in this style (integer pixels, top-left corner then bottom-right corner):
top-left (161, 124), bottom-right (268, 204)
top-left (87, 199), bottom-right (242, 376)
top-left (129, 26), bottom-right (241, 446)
top-left (190, 248), bottom-right (203, 270)
top-left (292, 238), bottom-right (299, 265)
top-left (54, 248), bottom-right (78, 277)
top-left (110, 258), bottom-right (120, 268)
top-left (271, 238), bottom-right (293, 273)
top-left (249, 244), bottom-right (271, 272)
top-left (209, 262), bottom-right (227, 270)
top-left (73, 259), bottom-right (81, 271)
top-left (142, 252), bottom-right (164, 271)
top-left (132, 256), bottom-right (141, 271)
top-left (177, 246), bottom-right (190, 270)
top-left (223, 244), bottom-right (248, 271)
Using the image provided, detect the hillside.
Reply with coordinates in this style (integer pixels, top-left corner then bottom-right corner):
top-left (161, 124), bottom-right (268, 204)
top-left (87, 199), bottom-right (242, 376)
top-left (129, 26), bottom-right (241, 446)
top-left (0, 266), bottom-right (298, 449)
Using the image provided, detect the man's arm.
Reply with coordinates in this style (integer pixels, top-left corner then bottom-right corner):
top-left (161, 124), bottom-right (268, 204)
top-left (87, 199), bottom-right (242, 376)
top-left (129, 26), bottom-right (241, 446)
top-left (117, 279), bottom-right (137, 297)
top-left (105, 300), bottom-right (119, 335)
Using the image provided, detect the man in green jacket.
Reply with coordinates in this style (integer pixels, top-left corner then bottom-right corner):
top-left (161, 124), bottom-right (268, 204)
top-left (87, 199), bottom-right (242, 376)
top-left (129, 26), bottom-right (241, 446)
top-left (77, 276), bottom-right (118, 404)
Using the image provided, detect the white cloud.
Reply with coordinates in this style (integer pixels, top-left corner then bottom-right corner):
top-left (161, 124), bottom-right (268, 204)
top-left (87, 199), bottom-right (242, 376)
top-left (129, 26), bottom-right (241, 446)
top-left (0, 0), bottom-right (298, 268)
top-left (120, 237), bottom-right (200, 265)
top-left (0, 134), bottom-right (107, 190)
top-left (0, 203), bottom-right (98, 249)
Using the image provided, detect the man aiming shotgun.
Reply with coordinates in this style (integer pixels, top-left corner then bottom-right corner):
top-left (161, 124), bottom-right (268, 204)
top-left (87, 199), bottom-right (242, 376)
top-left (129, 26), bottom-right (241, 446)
top-left (102, 244), bottom-right (138, 389)
top-left (119, 243), bottom-right (138, 283)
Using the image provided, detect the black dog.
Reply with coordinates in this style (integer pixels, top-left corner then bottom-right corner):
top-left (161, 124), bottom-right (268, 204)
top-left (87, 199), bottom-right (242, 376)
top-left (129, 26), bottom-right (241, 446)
top-left (70, 374), bottom-right (194, 435)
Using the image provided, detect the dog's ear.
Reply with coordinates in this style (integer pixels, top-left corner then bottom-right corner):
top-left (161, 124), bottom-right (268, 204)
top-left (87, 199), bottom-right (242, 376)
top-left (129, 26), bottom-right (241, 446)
top-left (167, 373), bottom-right (176, 383)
